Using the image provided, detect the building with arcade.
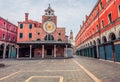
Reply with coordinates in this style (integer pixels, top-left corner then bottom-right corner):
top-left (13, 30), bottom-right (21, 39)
top-left (76, 0), bottom-right (120, 62)
top-left (0, 17), bottom-right (17, 59)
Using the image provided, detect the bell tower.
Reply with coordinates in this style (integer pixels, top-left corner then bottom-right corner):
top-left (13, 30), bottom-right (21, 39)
top-left (70, 30), bottom-right (73, 40)
top-left (42, 4), bottom-right (57, 27)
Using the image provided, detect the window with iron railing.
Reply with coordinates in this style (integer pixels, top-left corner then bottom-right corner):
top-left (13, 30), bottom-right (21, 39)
top-left (108, 13), bottom-right (112, 23)
top-left (102, 20), bottom-right (105, 28)
top-left (118, 5), bottom-right (120, 17)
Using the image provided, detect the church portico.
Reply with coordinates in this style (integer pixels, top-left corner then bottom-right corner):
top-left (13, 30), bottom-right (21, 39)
top-left (17, 41), bottom-right (71, 59)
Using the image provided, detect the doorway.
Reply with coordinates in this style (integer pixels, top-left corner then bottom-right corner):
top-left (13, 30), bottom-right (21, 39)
top-left (47, 49), bottom-right (52, 56)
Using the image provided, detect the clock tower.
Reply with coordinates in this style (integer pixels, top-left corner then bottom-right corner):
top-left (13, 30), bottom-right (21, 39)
top-left (42, 4), bottom-right (57, 27)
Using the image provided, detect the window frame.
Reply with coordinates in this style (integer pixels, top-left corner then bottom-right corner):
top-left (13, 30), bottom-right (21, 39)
top-left (20, 24), bottom-right (23, 29)
top-left (101, 20), bottom-right (105, 28)
top-left (2, 34), bottom-right (5, 40)
top-left (108, 13), bottom-right (112, 24)
top-left (19, 33), bottom-right (23, 38)
top-left (29, 33), bottom-right (32, 38)
top-left (29, 24), bottom-right (32, 29)
top-left (118, 5), bottom-right (120, 17)
top-left (96, 24), bottom-right (99, 31)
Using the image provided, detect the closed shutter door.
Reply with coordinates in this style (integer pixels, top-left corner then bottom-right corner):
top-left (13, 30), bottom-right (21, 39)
top-left (99, 46), bottom-right (105, 59)
top-left (89, 48), bottom-right (91, 57)
top-left (10, 47), bottom-right (16, 58)
top-left (115, 45), bottom-right (120, 62)
top-left (105, 45), bottom-right (113, 60)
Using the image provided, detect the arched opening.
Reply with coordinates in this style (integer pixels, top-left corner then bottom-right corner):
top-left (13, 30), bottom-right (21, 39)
top-left (6, 45), bottom-right (10, 58)
top-left (88, 43), bottom-right (89, 46)
top-left (10, 45), bottom-right (16, 58)
top-left (0, 44), bottom-right (4, 58)
top-left (109, 32), bottom-right (116, 41)
top-left (97, 38), bottom-right (101, 45)
top-left (58, 39), bottom-right (62, 41)
top-left (93, 40), bottom-right (96, 45)
top-left (44, 34), bottom-right (54, 41)
top-left (36, 39), bottom-right (41, 41)
top-left (118, 31), bottom-right (120, 39)
top-left (102, 36), bottom-right (107, 43)
top-left (90, 42), bottom-right (92, 46)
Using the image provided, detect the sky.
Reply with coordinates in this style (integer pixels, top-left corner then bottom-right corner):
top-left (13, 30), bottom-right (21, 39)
top-left (0, 0), bottom-right (98, 38)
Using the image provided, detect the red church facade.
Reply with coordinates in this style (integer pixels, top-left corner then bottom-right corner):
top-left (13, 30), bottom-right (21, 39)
top-left (17, 5), bottom-right (72, 59)
top-left (76, 0), bottom-right (120, 62)
top-left (0, 17), bottom-right (17, 59)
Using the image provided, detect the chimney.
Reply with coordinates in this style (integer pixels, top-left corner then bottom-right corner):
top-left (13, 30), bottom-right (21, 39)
top-left (25, 13), bottom-right (29, 21)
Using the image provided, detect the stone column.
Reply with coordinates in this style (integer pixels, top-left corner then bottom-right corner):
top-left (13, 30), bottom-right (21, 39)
top-left (96, 45), bottom-right (99, 59)
top-left (3, 44), bottom-right (6, 59)
top-left (54, 45), bottom-right (56, 58)
top-left (42, 45), bottom-right (44, 58)
top-left (17, 45), bottom-right (19, 59)
top-left (8, 46), bottom-right (11, 58)
top-left (65, 45), bottom-right (68, 57)
top-left (30, 45), bottom-right (32, 59)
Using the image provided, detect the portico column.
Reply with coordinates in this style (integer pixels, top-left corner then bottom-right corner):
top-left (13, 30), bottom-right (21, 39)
top-left (96, 45), bottom-right (99, 58)
top-left (30, 45), bottom-right (32, 59)
top-left (42, 45), bottom-right (44, 58)
top-left (54, 45), bottom-right (56, 58)
top-left (8, 46), bottom-right (11, 58)
top-left (65, 45), bottom-right (68, 57)
top-left (17, 45), bottom-right (19, 59)
top-left (3, 44), bottom-right (6, 59)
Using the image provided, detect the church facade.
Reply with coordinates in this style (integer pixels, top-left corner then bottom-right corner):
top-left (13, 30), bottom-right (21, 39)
top-left (17, 5), bottom-right (72, 58)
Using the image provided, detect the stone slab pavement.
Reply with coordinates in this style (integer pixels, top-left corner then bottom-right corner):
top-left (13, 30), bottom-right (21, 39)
top-left (0, 55), bottom-right (120, 82)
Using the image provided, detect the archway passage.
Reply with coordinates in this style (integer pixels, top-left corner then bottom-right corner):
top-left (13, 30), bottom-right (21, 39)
top-left (0, 44), bottom-right (4, 58)
top-left (109, 33), bottom-right (116, 41)
top-left (102, 36), bottom-right (107, 43)
top-left (97, 39), bottom-right (101, 45)
top-left (93, 40), bottom-right (96, 45)
top-left (5, 45), bottom-right (10, 58)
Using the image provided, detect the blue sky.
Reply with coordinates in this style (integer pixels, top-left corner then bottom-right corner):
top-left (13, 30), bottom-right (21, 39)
top-left (0, 0), bottom-right (97, 38)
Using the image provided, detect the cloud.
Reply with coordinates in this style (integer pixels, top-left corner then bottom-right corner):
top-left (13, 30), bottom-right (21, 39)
top-left (0, 0), bottom-right (97, 38)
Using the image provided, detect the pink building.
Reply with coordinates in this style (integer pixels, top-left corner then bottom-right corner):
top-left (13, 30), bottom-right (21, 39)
top-left (16, 5), bottom-right (73, 58)
top-left (0, 16), bottom-right (17, 59)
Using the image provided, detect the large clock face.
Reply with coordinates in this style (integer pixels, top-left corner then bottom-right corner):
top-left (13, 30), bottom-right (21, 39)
top-left (43, 21), bottom-right (56, 33)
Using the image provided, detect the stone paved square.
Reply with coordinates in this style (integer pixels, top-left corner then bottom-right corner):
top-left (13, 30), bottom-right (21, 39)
top-left (0, 55), bottom-right (120, 82)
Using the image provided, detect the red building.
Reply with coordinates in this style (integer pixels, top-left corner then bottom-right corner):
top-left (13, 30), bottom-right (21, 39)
top-left (0, 16), bottom-right (17, 59)
top-left (76, 0), bottom-right (120, 62)
top-left (17, 5), bottom-right (72, 59)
